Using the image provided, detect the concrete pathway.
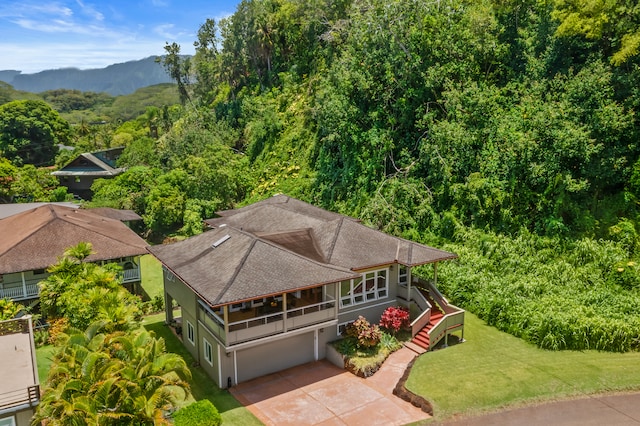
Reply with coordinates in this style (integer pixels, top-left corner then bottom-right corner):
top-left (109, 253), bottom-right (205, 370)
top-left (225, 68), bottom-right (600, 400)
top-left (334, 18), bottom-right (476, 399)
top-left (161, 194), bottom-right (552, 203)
top-left (230, 347), bottom-right (430, 426)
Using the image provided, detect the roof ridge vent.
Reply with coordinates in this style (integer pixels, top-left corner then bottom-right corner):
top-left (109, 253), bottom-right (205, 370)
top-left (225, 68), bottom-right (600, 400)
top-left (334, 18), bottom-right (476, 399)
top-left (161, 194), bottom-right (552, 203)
top-left (212, 234), bottom-right (231, 248)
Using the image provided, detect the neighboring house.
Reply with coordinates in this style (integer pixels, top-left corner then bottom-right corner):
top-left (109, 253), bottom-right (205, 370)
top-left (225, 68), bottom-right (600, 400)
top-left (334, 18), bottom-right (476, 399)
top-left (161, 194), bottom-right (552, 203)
top-left (149, 195), bottom-right (464, 388)
top-left (51, 147), bottom-right (125, 200)
top-left (0, 315), bottom-right (39, 426)
top-left (80, 207), bottom-right (142, 230)
top-left (0, 205), bottom-right (147, 303)
top-left (0, 202), bottom-right (79, 220)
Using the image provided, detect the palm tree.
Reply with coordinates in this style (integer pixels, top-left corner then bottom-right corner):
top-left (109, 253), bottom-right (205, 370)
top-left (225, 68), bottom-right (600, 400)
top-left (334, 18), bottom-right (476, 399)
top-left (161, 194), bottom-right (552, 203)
top-left (33, 323), bottom-right (192, 426)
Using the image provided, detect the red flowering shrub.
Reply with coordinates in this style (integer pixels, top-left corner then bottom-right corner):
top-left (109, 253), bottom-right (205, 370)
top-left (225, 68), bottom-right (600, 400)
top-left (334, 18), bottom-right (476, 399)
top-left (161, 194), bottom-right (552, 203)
top-left (380, 306), bottom-right (410, 334)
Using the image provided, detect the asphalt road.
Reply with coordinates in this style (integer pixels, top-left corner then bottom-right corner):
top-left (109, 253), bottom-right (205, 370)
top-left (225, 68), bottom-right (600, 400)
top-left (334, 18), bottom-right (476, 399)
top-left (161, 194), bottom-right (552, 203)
top-left (435, 392), bottom-right (640, 425)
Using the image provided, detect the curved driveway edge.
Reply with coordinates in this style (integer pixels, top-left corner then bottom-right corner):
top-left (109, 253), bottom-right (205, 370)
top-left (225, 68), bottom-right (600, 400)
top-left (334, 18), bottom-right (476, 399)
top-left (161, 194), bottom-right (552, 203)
top-left (230, 347), bottom-right (430, 425)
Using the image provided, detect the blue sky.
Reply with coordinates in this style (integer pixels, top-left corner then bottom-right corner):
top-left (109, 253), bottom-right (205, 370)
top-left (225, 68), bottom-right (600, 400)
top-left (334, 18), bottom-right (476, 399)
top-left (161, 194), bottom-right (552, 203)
top-left (0, 0), bottom-right (240, 74)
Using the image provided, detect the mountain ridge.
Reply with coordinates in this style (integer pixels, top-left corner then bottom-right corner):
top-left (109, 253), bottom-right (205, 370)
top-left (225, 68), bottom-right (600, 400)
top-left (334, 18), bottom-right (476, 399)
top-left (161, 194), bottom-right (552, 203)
top-left (0, 57), bottom-right (174, 96)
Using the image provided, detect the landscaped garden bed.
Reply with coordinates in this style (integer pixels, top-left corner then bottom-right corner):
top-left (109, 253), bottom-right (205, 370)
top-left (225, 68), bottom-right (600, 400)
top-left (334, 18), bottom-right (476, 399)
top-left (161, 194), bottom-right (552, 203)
top-left (330, 307), bottom-right (410, 377)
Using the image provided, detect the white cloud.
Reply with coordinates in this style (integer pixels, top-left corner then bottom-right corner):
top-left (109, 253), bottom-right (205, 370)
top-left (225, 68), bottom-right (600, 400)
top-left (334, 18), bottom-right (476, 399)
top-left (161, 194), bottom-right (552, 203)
top-left (75, 0), bottom-right (104, 21)
top-left (153, 23), bottom-right (189, 40)
top-left (0, 2), bottom-right (73, 19)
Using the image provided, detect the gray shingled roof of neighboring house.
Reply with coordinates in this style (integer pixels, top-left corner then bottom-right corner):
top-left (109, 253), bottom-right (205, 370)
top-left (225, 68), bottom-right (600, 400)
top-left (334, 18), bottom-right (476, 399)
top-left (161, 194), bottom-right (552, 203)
top-left (0, 204), bottom-right (148, 274)
top-left (51, 153), bottom-right (125, 176)
top-left (148, 226), bottom-right (359, 307)
top-left (151, 195), bottom-right (456, 307)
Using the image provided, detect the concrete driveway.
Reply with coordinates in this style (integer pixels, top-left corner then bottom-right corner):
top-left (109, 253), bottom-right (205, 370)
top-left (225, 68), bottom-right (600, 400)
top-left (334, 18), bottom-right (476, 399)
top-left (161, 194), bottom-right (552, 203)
top-left (230, 347), bottom-right (430, 426)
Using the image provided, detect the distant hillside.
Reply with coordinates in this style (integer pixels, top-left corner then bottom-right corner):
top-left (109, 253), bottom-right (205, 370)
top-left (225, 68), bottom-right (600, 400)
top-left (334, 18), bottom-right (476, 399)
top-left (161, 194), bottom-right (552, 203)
top-left (0, 57), bottom-right (173, 96)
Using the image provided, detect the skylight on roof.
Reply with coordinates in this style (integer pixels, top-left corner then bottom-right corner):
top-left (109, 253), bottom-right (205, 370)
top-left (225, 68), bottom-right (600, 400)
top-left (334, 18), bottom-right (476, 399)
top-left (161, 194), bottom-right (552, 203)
top-left (212, 235), bottom-right (230, 248)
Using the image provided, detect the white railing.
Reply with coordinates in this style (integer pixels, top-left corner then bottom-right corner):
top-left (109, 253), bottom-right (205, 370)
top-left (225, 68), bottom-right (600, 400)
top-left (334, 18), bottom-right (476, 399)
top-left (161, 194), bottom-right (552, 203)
top-left (410, 288), bottom-right (432, 337)
top-left (220, 299), bottom-right (337, 346)
top-left (0, 283), bottom-right (39, 301)
top-left (119, 268), bottom-right (140, 283)
top-left (427, 310), bottom-right (465, 348)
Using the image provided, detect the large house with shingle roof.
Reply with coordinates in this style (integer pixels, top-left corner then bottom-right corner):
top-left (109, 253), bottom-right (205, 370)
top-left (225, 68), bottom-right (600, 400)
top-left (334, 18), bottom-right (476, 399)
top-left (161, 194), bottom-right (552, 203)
top-left (148, 195), bottom-right (464, 388)
top-left (0, 204), bottom-right (147, 303)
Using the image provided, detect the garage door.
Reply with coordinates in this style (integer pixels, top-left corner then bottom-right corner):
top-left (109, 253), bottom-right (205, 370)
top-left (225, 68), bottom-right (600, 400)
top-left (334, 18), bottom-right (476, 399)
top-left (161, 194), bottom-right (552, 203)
top-left (236, 331), bottom-right (315, 383)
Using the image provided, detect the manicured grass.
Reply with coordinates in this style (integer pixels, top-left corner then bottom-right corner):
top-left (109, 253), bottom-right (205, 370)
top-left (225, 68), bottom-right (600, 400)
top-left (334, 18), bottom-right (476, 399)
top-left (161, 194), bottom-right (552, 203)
top-left (140, 254), bottom-right (164, 300)
top-left (407, 312), bottom-right (640, 420)
top-left (143, 317), bottom-right (263, 425)
top-left (35, 344), bottom-right (56, 384)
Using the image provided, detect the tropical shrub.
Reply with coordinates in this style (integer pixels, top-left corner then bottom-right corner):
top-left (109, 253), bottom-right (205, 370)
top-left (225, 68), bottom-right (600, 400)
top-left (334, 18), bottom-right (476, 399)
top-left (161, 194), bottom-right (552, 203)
top-left (379, 331), bottom-right (403, 352)
top-left (434, 226), bottom-right (640, 352)
top-left (344, 316), bottom-right (382, 348)
top-left (0, 298), bottom-right (23, 321)
top-left (173, 400), bottom-right (222, 426)
top-left (380, 306), bottom-right (410, 335)
top-left (47, 317), bottom-right (69, 345)
top-left (39, 242), bottom-right (142, 332)
top-left (34, 323), bottom-right (192, 425)
top-left (34, 329), bottom-right (49, 347)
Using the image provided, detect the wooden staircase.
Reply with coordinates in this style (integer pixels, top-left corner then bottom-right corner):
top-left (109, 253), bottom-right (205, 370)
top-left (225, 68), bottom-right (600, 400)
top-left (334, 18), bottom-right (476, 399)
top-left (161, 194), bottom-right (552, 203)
top-left (411, 308), bottom-right (444, 351)
top-left (409, 288), bottom-right (445, 352)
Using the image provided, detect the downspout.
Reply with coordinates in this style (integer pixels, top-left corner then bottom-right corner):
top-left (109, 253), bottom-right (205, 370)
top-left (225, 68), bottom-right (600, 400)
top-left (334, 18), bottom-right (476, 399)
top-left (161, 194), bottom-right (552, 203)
top-left (407, 266), bottom-right (412, 302)
top-left (21, 272), bottom-right (27, 298)
top-left (217, 345), bottom-right (222, 388)
top-left (233, 350), bottom-right (238, 385)
top-left (335, 282), bottom-right (340, 319)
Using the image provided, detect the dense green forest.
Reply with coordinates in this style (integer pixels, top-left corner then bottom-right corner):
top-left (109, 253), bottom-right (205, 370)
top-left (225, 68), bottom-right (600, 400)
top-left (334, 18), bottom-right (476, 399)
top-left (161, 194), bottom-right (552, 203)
top-left (3, 0), bottom-right (640, 352)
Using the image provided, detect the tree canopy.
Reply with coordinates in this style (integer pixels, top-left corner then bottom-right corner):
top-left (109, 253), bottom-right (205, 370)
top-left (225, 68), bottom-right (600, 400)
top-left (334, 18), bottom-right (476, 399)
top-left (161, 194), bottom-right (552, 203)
top-left (0, 99), bottom-right (71, 166)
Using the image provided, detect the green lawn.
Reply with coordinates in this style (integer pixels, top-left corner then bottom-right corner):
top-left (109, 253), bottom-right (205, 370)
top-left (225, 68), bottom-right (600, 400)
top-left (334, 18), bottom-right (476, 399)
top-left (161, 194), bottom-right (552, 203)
top-left (140, 254), bottom-right (164, 300)
top-left (407, 312), bottom-right (640, 420)
top-left (35, 344), bottom-right (56, 384)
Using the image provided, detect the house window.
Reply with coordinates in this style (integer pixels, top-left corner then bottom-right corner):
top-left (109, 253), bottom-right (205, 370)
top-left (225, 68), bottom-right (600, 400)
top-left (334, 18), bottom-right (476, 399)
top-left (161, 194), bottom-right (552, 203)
top-left (337, 321), bottom-right (352, 336)
top-left (203, 338), bottom-right (213, 366)
top-left (229, 302), bottom-right (245, 312)
top-left (340, 269), bottom-right (388, 308)
top-left (251, 298), bottom-right (266, 308)
top-left (0, 417), bottom-right (16, 426)
top-left (186, 321), bottom-right (195, 345)
top-left (398, 265), bottom-right (408, 285)
top-left (33, 269), bottom-right (46, 275)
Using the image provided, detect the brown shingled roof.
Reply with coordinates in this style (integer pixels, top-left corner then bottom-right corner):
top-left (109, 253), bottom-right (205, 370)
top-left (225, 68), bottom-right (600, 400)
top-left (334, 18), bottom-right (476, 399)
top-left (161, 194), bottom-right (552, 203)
top-left (0, 205), bottom-right (148, 274)
top-left (148, 226), bottom-right (359, 306)
top-left (85, 207), bottom-right (142, 222)
top-left (205, 194), bottom-right (457, 270)
top-left (152, 195), bottom-right (456, 307)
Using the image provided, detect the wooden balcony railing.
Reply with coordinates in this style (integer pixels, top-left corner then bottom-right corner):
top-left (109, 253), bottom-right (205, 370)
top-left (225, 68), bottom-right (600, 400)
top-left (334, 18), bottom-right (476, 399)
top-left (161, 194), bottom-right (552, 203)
top-left (0, 385), bottom-right (40, 411)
